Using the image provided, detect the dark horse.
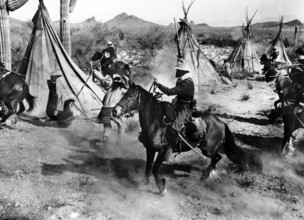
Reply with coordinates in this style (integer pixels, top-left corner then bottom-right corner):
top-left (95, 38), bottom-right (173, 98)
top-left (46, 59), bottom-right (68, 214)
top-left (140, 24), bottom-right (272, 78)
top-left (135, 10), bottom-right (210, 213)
top-left (90, 51), bottom-right (131, 86)
top-left (260, 54), bottom-right (286, 82)
top-left (0, 65), bottom-right (36, 123)
top-left (113, 83), bottom-right (259, 195)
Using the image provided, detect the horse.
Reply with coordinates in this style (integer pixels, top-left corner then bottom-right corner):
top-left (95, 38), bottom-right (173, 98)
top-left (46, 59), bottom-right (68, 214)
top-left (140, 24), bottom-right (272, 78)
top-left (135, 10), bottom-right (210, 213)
top-left (281, 102), bottom-right (304, 155)
top-left (260, 54), bottom-right (289, 82)
top-left (102, 59), bottom-right (132, 88)
top-left (113, 83), bottom-right (260, 195)
top-left (0, 67), bottom-right (36, 123)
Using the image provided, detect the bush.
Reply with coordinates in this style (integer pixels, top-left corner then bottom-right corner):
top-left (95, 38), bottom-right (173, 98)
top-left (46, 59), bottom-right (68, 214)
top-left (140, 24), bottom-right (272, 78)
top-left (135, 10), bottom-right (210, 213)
top-left (133, 26), bottom-right (174, 50)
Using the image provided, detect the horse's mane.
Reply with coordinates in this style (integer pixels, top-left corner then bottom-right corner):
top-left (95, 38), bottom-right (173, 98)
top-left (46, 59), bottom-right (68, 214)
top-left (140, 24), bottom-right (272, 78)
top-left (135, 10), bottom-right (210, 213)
top-left (135, 84), bottom-right (176, 121)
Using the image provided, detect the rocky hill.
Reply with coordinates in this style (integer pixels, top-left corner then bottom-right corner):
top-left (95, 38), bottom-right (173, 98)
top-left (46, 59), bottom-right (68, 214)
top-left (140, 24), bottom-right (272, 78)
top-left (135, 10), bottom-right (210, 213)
top-left (104, 12), bottom-right (161, 35)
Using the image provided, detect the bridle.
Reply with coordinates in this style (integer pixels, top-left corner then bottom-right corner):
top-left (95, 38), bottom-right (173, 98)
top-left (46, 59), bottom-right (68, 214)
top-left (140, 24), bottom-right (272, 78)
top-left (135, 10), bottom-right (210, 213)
top-left (116, 85), bottom-right (141, 115)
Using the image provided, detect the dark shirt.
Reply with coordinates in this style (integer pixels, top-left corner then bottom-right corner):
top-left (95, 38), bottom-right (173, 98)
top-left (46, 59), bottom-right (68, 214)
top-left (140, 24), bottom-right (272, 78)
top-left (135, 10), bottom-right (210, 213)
top-left (91, 51), bottom-right (103, 61)
top-left (106, 47), bottom-right (117, 59)
top-left (270, 51), bottom-right (279, 61)
top-left (157, 78), bottom-right (194, 102)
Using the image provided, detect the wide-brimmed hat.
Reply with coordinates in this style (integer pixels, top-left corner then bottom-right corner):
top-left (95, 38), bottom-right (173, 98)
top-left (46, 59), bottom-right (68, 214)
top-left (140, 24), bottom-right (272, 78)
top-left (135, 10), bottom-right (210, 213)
top-left (107, 41), bottom-right (113, 45)
top-left (298, 55), bottom-right (304, 63)
top-left (112, 73), bottom-right (122, 81)
top-left (174, 60), bottom-right (190, 72)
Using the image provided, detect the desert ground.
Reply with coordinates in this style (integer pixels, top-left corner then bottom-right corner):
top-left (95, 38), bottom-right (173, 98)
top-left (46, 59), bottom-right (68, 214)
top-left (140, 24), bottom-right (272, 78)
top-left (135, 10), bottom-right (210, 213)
top-left (1, 47), bottom-right (304, 220)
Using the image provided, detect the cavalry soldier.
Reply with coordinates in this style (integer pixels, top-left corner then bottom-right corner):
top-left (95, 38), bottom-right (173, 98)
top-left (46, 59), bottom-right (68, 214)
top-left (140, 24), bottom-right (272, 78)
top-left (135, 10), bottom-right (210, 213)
top-left (105, 41), bottom-right (117, 61)
top-left (270, 48), bottom-right (279, 62)
top-left (153, 60), bottom-right (195, 161)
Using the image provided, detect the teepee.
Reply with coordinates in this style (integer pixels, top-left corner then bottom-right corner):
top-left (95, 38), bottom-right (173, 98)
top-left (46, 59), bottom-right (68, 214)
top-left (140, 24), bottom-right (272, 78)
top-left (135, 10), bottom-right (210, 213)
top-left (175, 1), bottom-right (221, 91)
top-left (267, 17), bottom-right (292, 64)
top-left (227, 9), bottom-right (262, 74)
top-left (19, 1), bottom-right (104, 118)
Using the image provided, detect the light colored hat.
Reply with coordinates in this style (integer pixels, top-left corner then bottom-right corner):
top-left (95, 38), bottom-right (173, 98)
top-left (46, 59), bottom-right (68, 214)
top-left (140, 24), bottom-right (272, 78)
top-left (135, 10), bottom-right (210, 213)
top-left (174, 60), bottom-right (190, 72)
top-left (298, 55), bottom-right (304, 63)
top-left (112, 73), bottom-right (122, 81)
top-left (107, 41), bottom-right (113, 45)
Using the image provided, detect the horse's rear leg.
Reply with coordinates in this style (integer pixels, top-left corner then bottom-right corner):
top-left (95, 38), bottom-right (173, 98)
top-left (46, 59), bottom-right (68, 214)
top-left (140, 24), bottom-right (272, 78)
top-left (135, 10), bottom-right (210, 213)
top-left (152, 148), bottom-right (168, 196)
top-left (201, 151), bottom-right (222, 180)
top-left (1, 100), bottom-right (15, 123)
top-left (143, 149), bottom-right (155, 185)
top-left (16, 101), bottom-right (25, 115)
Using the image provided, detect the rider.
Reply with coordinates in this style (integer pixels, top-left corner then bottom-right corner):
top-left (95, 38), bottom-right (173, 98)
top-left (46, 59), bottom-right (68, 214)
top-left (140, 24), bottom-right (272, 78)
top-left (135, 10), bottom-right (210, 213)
top-left (270, 48), bottom-right (279, 62)
top-left (99, 41), bottom-right (117, 74)
top-left (106, 41), bottom-right (117, 60)
top-left (153, 59), bottom-right (195, 161)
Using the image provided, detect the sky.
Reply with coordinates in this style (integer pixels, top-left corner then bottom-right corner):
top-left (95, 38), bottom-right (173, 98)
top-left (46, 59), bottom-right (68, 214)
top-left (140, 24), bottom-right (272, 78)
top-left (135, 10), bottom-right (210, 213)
top-left (10, 0), bottom-right (304, 27)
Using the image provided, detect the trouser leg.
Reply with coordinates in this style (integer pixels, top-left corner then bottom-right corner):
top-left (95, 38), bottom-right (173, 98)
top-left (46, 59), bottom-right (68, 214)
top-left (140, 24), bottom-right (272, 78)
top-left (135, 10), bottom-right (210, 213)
top-left (46, 80), bottom-right (58, 120)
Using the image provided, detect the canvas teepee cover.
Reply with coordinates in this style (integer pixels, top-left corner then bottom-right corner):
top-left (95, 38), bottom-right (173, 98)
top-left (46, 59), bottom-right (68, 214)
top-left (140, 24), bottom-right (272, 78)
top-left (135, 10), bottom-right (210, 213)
top-left (175, 1), bottom-right (221, 91)
top-left (19, 1), bottom-right (104, 118)
top-left (267, 17), bottom-right (292, 64)
top-left (227, 9), bottom-right (261, 74)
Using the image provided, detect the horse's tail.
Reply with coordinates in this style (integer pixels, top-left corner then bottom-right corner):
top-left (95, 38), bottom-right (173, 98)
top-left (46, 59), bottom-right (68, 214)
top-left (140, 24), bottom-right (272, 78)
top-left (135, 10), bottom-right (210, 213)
top-left (24, 85), bottom-right (36, 113)
top-left (224, 124), bottom-right (262, 167)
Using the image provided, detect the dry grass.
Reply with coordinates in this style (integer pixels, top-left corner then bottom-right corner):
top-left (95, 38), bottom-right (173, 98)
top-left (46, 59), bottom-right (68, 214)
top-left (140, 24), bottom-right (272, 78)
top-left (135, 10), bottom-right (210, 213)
top-left (125, 117), bottom-right (140, 132)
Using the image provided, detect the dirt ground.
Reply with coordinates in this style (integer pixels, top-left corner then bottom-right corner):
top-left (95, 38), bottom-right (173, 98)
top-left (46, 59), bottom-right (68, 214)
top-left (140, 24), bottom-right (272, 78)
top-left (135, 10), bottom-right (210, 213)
top-left (1, 78), bottom-right (304, 220)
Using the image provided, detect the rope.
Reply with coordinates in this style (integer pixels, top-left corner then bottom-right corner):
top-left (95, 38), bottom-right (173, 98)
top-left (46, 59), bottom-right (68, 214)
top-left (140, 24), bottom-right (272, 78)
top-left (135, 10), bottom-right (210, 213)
top-left (0, 67), bottom-right (25, 78)
top-left (293, 108), bottom-right (304, 127)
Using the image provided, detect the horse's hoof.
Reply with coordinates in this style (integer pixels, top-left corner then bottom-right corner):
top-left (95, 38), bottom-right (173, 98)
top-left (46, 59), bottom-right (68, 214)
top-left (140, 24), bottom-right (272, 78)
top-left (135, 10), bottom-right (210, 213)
top-left (159, 188), bottom-right (166, 197)
top-left (10, 117), bottom-right (17, 125)
top-left (209, 170), bottom-right (217, 178)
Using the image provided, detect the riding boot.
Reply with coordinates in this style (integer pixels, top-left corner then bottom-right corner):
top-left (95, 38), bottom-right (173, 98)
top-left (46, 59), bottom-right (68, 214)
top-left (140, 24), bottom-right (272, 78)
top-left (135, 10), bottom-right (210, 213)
top-left (46, 76), bottom-right (62, 120)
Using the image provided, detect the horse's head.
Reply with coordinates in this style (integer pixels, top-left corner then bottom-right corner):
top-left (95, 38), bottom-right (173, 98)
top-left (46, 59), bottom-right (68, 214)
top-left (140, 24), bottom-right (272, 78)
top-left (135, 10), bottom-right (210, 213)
top-left (113, 83), bottom-right (140, 117)
top-left (288, 67), bottom-right (304, 87)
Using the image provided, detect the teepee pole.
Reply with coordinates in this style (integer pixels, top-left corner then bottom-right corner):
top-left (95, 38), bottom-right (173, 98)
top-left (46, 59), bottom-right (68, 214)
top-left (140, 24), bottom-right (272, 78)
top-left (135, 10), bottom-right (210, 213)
top-left (174, 18), bottom-right (182, 59)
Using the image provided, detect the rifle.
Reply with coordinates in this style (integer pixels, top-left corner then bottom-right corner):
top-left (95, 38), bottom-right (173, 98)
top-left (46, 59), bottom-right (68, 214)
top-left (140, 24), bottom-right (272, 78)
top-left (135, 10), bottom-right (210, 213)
top-left (174, 18), bottom-right (182, 59)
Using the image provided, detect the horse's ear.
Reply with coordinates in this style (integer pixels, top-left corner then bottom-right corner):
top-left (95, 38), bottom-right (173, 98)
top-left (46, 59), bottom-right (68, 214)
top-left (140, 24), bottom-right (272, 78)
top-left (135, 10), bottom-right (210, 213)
top-left (131, 82), bottom-right (136, 88)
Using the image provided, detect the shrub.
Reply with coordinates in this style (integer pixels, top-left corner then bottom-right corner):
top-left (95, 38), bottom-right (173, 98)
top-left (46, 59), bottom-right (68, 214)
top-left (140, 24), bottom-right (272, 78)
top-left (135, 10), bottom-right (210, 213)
top-left (240, 94), bottom-right (250, 101)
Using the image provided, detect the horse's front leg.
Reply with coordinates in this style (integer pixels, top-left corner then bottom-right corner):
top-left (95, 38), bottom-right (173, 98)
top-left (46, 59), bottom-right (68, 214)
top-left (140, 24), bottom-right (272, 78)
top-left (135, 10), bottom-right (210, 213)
top-left (152, 148), bottom-right (168, 196)
top-left (143, 148), bottom-right (155, 185)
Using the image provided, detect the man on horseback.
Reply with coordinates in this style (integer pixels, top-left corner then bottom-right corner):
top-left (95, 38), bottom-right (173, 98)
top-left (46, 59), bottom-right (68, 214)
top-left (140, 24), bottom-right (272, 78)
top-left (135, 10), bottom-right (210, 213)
top-left (270, 48), bottom-right (279, 62)
top-left (153, 59), bottom-right (195, 161)
top-left (105, 41), bottom-right (117, 60)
